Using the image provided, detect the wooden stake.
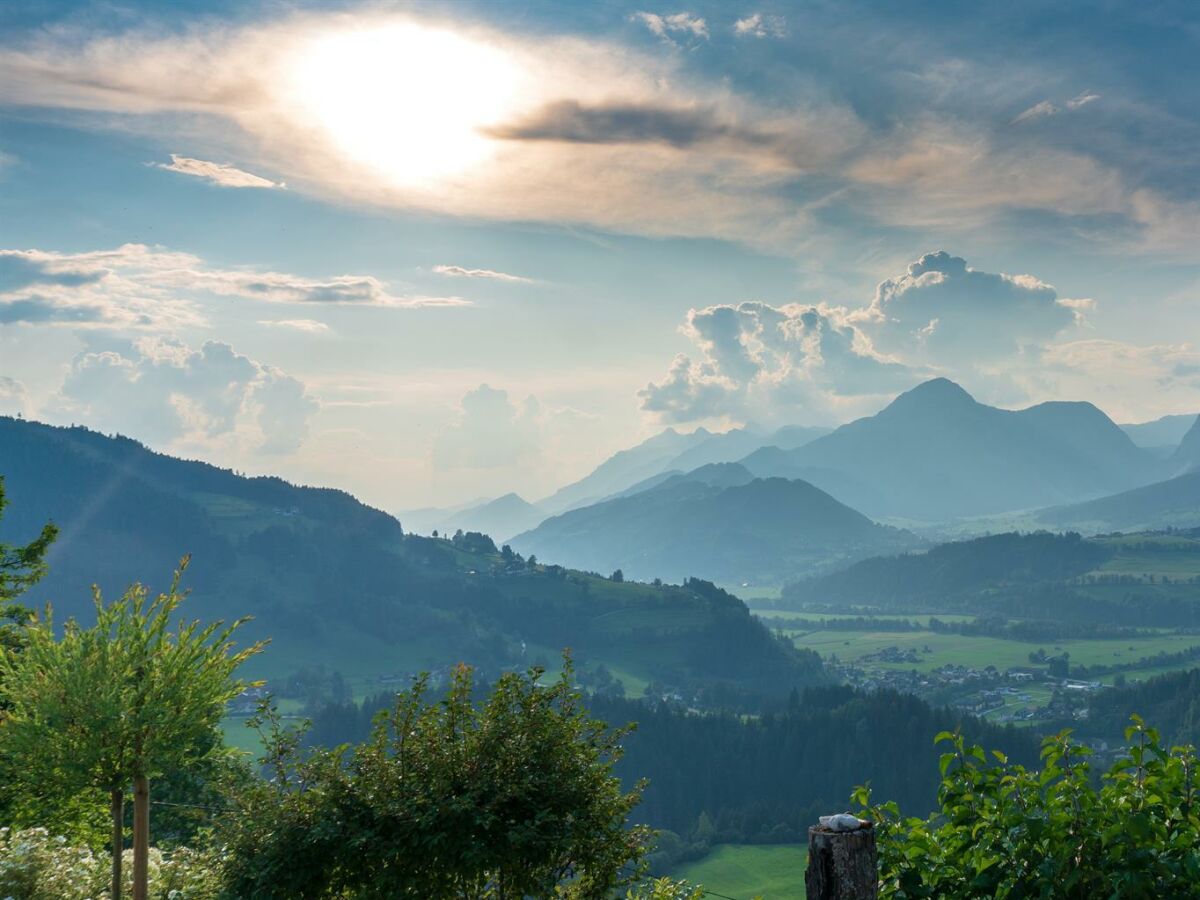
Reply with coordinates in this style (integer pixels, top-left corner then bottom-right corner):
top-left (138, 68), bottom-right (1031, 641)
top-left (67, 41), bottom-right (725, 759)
top-left (805, 822), bottom-right (878, 899)
top-left (110, 788), bottom-right (124, 900)
top-left (132, 775), bottom-right (149, 900)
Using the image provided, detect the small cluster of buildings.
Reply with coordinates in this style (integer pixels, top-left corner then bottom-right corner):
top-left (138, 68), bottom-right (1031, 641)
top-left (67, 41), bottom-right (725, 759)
top-left (829, 653), bottom-right (1107, 724)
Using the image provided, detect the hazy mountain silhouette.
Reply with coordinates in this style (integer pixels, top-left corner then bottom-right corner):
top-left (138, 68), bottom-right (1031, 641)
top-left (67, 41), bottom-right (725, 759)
top-left (432, 492), bottom-right (544, 542)
top-left (1121, 413), bottom-right (1199, 457)
top-left (539, 424), bottom-right (830, 515)
top-left (537, 427), bottom-right (714, 514)
top-left (511, 463), bottom-right (917, 584)
top-left (1038, 469), bottom-right (1200, 532)
top-left (743, 378), bottom-right (1166, 521)
top-left (1169, 416), bottom-right (1200, 472)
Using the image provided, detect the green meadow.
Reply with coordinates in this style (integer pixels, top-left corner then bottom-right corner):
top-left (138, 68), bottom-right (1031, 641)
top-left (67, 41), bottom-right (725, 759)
top-left (672, 844), bottom-right (808, 899)
top-left (779, 624), bottom-right (1200, 674)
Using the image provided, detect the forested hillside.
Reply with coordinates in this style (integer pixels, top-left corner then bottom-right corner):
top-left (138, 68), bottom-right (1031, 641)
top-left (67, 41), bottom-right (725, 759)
top-left (300, 683), bottom-right (1039, 855)
top-left (781, 529), bottom-right (1200, 633)
top-left (0, 416), bottom-right (821, 706)
top-left (1038, 469), bottom-right (1200, 532)
top-left (784, 531), bottom-right (1112, 608)
top-left (1086, 667), bottom-right (1200, 746)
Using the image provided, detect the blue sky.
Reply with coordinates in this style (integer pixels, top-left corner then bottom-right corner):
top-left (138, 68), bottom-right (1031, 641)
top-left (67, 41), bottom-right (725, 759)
top-left (1, 0), bottom-right (1198, 510)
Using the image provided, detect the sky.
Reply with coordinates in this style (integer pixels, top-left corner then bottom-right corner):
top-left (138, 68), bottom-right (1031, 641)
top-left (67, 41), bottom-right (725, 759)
top-left (0, 0), bottom-right (1198, 512)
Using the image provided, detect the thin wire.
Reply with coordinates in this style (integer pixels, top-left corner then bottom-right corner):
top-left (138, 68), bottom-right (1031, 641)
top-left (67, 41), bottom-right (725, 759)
top-left (702, 890), bottom-right (745, 900)
top-left (149, 799), bottom-right (233, 813)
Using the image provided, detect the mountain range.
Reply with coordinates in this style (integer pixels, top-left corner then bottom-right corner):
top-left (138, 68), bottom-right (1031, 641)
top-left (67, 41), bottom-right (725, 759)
top-left (737, 378), bottom-right (1170, 521)
top-left (510, 462), bottom-right (918, 584)
top-left (439, 379), bottom-right (1199, 586)
top-left (401, 423), bottom-right (831, 542)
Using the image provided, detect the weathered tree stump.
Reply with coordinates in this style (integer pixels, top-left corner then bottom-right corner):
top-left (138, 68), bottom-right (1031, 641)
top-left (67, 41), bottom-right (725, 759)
top-left (804, 821), bottom-right (878, 899)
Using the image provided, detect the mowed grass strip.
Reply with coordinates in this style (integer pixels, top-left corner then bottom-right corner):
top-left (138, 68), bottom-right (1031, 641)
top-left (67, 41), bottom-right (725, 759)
top-left (673, 844), bottom-right (807, 899)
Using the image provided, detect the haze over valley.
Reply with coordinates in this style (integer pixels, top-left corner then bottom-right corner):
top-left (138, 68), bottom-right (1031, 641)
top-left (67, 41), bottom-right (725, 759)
top-left (2, 2), bottom-right (1200, 897)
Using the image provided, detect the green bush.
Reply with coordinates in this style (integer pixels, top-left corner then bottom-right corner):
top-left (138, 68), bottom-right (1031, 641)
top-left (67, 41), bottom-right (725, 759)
top-left (220, 660), bottom-right (650, 899)
top-left (0, 827), bottom-right (219, 900)
top-left (857, 717), bottom-right (1200, 898)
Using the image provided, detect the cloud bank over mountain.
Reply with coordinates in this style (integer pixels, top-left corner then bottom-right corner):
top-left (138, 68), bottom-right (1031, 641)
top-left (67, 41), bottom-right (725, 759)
top-left (639, 251), bottom-right (1190, 426)
top-left (52, 337), bottom-right (317, 454)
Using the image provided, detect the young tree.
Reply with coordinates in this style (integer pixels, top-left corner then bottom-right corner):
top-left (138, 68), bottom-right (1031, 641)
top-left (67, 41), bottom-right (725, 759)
top-left (0, 475), bottom-right (58, 651)
top-left (0, 475), bottom-right (60, 831)
top-left (222, 658), bottom-right (651, 898)
top-left (0, 558), bottom-right (264, 900)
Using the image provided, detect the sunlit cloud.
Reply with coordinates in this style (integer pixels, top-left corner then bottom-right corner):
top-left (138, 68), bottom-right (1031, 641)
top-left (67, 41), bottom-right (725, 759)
top-left (0, 11), bottom-right (1193, 258)
top-left (154, 154), bottom-right (285, 188)
top-left (0, 11), bottom-right (859, 245)
top-left (0, 244), bottom-right (468, 329)
top-left (259, 318), bottom-right (331, 333)
top-left (433, 264), bottom-right (533, 283)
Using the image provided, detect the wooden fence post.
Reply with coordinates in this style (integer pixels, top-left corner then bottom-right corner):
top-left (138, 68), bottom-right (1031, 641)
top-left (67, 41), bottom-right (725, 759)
top-left (804, 818), bottom-right (878, 899)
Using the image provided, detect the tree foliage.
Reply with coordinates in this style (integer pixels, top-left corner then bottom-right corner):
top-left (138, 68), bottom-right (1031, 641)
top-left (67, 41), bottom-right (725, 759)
top-left (0, 475), bottom-right (57, 653)
top-left (0, 559), bottom-right (263, 898)
top-left (220, 660), bottom-right (650, 899)
top-left (0, 560), bottom-right (263, 795)
top-left (859, 718), bottom-right (1200, 898)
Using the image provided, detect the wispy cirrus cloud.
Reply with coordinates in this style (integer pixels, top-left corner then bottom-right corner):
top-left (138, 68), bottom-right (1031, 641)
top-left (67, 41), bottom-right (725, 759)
top-left (0, 244), bottom-right (468, 329)
top-left (258, 318), bottom-right (331, 333)
top-left (154, 154), bottom-right (285, 188)
top-left (631, 11), bottom-right (708, 43)
top-left (432, 264), bottom-right (533, 284)
top-left (1012, 90), bottom-right (1101, 124)
top-left (733, 14), bottom-right (787, 38)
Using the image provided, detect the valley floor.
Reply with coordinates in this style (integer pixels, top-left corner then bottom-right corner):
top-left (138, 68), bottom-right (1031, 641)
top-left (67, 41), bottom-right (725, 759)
top-left (671, 844), bottom-right (807, 899)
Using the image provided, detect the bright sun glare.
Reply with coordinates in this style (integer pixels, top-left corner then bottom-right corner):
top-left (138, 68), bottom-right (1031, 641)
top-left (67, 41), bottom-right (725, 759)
top-left (288, 23), bottom-right (524, 186)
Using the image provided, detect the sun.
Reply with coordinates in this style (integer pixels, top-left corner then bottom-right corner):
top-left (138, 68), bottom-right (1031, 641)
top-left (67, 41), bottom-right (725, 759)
top-left (286, 22), bottom-right (525, 187)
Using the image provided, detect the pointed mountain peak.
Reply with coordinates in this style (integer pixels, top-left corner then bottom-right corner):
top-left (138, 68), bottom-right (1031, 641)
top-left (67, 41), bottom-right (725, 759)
top-left (887, 378), bottom-right (976, 410)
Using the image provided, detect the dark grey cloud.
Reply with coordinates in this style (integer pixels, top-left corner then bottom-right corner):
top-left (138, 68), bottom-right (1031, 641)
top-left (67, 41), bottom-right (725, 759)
top-left (0, 252), bottom-right (103, 292)
top-left (0, 296), bottom-right (109, 324)
top-left (488, 100), bottom-right (774, 151)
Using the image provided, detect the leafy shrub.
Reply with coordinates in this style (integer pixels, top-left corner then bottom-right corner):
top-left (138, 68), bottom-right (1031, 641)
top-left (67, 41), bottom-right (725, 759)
top-left (220, 660), bottom-right (650, 899)
top-left (0, 827), bottom-right (219, 900)
top-left (857, 718), bottom-right (1200, 898)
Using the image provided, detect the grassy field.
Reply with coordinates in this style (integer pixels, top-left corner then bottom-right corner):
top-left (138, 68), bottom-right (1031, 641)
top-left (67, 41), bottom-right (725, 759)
top-left (783, 626), bottom-right (1200, 673)
top-left (723, 583), bottom-right (783, 602)
top-left (754, 609), bottom-right (978, 625)
top-left (673, 844), bottom-right (807, 899)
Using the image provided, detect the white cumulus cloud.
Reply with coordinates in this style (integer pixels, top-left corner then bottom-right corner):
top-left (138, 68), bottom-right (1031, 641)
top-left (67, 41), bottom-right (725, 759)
top-left (53, 337), bottom-right (317, 454)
